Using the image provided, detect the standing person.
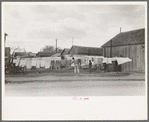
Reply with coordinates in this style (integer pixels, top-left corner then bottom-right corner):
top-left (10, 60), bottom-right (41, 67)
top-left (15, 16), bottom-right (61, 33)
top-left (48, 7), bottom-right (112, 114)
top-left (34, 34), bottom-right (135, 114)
top-left (89, 60), bottom-right (92, 73)
top-left (72, 57), bottom-right (79, 73)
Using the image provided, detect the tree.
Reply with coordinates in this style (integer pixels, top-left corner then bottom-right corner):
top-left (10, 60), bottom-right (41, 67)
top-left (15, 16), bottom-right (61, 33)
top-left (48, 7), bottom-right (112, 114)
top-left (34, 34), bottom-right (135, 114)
top-left (41, 45), bottom-right (55, 53)
top-left (56, 48), bottom-right (63, 53)
top-left (41, 45), bottom-right (63, 54)
top-left (10, 47), bottom-right (26, 56)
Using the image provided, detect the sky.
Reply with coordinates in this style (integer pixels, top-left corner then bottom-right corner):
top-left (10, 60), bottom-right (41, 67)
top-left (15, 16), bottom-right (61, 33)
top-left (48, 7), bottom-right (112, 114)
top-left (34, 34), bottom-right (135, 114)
top-left (3, 2), bottom-right (146, 53)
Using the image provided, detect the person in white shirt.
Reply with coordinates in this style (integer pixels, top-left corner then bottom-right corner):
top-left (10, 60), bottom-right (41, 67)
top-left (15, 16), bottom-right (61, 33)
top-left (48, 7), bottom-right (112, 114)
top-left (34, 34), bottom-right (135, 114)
top-left (71, 57), bottom-right (79, 73)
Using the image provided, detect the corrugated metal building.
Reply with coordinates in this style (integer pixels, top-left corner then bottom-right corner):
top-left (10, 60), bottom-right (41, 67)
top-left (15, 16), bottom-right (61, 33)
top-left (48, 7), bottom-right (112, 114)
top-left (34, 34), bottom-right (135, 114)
top-left (101, 28), bottom-right (145, 72)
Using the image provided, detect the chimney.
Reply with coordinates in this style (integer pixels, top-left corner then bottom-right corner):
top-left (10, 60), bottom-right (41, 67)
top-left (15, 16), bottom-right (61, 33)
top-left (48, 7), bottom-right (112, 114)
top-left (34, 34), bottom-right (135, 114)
top-left (120, 27), bottom-right (121, 33)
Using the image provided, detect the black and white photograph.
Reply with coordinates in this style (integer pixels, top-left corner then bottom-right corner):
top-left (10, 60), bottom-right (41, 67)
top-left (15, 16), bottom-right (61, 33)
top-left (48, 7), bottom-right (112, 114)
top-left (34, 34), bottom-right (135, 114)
top-left (2, 1), bottom-right (147, 120)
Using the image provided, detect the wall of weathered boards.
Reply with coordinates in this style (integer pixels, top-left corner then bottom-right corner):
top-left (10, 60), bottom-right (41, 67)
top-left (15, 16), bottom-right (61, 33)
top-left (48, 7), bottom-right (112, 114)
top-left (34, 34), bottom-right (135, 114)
top-left (103, 44), bottom-right (145, 72)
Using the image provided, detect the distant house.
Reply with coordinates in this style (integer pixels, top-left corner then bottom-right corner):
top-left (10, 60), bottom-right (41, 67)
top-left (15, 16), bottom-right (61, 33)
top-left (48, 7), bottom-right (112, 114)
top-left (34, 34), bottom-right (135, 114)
top-left (14, 52), bottom-right (36, 58)
top-left (68, 45), bottom-right (103, 57)
top-left (60, 48), bottom-right (70, 56)
top-left (101, 28), bottom-right (145, 72)
top-left (36, 52), bottom-right (52, 57)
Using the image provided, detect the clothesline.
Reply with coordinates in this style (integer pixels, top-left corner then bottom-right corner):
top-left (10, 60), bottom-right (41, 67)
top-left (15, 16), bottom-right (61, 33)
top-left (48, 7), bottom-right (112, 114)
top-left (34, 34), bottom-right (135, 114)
top-left (102, 57), bottom-right (132, 65)
top-left (12, 56), bottom-right (132, 69)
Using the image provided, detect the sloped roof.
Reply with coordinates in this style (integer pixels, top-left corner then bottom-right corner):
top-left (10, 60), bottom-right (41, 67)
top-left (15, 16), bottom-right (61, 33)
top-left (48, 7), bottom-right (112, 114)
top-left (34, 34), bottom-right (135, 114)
top-left (36, 52), bottom-right (52, 57)
top-left (14, 52), bottom-right (29, 56)
top-left (101, 28), bottom-right (145, 47)
top-left (60, 48), bottom-right (70, 55)
top-left (69, 45), bottom-right (103, 56)
top-left (14, 52), bottom-right (36, 58)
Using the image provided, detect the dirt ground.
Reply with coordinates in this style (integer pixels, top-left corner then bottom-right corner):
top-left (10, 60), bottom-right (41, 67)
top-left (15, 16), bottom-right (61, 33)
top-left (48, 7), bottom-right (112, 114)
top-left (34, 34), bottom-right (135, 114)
top-left (5, 68), bottom-right (145, 82)
top-left (5, 68), bottom-right (145, 96)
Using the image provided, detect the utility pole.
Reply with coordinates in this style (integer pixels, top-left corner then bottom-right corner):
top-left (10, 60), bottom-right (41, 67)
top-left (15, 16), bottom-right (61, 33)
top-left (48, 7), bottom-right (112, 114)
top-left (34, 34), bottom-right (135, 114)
top-left (56, 39), bottom-right (57, 53)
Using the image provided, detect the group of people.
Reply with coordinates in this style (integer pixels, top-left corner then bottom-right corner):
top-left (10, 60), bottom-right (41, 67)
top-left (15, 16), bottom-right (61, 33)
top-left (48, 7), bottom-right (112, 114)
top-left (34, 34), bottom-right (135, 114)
top-left (71, 57), bottom-right (104, 74)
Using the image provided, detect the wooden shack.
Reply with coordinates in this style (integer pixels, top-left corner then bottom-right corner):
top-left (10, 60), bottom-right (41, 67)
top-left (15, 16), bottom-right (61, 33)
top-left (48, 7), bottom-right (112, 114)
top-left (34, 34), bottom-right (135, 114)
top-left (101, 28), bottom-right (145, 72)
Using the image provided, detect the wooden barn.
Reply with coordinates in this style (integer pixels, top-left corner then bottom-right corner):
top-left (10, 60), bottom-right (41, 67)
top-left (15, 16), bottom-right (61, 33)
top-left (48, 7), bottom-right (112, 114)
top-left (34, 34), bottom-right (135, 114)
top-left (68, 45), bottom-right (103, 57)
top-left (101, 28), bottom-right (145, 72)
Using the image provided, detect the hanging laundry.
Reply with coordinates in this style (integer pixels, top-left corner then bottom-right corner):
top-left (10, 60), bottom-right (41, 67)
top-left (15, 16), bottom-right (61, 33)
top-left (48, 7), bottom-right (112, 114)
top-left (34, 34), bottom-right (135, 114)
top-left (26, 58), bottom-right (32, 69)
top-left (44, 58), bottom-right (50, 69)
top-left (13, 59), bottom-right (20, 66)
top-left (85, 57), bottom-right (88, 65)
top-left (93, 57), bottom-right (98, 64)
top-left (107, 58), bottom-right (112, 64)
top-left (45, 62), bottom-right (50, 69)
top-left (19, 58), bottom-right (26, 67)
top-left (102, 58), bottom-right (107, 64)
top-left (40, 60), bottom-right (45, 67)
top-left (36, 59), bottom-right (41, 68)
top-left (31, 58), bottom-right (37, 66)
top-left (116, 57), bottom-right (132, 65)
